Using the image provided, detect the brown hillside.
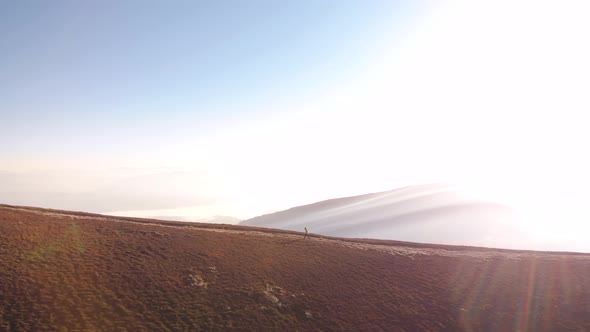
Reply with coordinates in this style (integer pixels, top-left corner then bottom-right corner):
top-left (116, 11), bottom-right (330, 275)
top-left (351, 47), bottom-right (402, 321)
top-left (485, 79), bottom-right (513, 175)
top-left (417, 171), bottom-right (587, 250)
top-left (1, 205), bottom-right (590, 331)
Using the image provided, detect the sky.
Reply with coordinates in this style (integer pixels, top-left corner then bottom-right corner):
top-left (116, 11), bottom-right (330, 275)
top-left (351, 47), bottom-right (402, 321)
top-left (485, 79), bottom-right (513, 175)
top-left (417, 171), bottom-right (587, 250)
top-left (2, 1), bottom-right (590, 242)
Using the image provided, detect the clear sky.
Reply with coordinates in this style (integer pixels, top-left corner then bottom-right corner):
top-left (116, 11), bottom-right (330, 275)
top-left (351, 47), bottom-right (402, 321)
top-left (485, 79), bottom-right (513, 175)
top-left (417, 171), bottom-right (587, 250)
top-left (2, 0), bottom-right (590, 240)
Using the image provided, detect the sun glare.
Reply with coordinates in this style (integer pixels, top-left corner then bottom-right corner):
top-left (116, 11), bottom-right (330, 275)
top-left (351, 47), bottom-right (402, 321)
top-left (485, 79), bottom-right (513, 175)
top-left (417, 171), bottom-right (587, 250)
top-left (454, 178), bottom-right (590, 252)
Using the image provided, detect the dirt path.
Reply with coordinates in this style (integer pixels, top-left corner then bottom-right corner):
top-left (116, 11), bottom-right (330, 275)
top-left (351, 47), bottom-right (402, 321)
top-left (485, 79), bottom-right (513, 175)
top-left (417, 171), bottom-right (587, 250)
top-left (2, 205), bottom-right (584, 261)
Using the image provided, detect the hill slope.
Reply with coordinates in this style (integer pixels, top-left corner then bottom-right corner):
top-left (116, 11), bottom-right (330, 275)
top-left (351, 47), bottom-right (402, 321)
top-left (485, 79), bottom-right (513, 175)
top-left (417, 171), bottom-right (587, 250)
top-left (1, 205), bottom-right (590, 331)
top-left (241, 184), bottom-right (528, 249)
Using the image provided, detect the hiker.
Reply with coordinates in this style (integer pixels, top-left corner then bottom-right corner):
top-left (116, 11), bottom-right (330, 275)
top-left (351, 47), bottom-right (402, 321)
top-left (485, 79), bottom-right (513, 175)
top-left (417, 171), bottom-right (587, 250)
top-left (304, 227), bottom-right (310, 240)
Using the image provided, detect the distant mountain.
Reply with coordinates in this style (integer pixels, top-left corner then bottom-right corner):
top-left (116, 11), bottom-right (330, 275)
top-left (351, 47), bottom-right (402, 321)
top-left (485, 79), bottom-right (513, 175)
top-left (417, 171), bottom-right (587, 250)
top-left (152, 215), bottom-right (241, 224)
top-left (241, 184), bottom-right (529, 249)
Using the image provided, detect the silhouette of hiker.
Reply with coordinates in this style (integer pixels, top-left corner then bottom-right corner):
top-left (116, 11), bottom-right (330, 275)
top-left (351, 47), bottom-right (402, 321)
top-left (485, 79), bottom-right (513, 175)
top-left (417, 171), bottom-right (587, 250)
top-left (304, 227), bottom-right (310, 240)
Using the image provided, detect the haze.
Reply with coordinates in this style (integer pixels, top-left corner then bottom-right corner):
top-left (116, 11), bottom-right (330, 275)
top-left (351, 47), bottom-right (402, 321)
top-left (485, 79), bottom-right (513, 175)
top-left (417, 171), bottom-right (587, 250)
top-left (2, 1), bottom-right (589, 251)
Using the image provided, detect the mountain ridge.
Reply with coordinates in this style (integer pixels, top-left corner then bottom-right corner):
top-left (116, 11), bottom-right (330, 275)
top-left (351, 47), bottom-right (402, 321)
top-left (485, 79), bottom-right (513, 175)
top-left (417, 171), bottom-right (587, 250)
top-left (240, 184), bottom-right (528, 250)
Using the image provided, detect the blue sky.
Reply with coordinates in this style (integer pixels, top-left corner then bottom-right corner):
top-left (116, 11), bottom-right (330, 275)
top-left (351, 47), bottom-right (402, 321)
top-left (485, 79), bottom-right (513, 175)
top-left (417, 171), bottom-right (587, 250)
top-left (2, 0), bottom-right (590, 251)
top-left (1, 1), bottom-right (414, 158)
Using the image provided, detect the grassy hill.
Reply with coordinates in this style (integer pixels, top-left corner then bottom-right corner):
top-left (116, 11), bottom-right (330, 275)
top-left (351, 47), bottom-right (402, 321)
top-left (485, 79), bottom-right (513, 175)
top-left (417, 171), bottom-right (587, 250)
top-left (1, 205), bottom-right (589, 331)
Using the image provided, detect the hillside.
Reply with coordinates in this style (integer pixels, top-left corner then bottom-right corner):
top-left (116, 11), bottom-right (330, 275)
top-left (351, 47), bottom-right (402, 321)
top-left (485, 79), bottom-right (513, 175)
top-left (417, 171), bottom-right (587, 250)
top-left (241, 184), bottom-right (528, 249)
top-left (1, 205), bottom-right (590, 331)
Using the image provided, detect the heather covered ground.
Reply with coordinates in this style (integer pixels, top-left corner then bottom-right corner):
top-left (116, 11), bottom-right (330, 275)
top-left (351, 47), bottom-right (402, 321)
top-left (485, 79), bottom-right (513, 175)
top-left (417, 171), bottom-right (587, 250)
top-left (1, 205), bottom-right (589, 331)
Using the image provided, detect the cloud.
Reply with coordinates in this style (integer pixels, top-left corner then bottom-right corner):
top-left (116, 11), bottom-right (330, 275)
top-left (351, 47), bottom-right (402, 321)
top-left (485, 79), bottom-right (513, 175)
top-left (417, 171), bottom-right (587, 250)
top-left (0, 169), bottom-right (214, 213)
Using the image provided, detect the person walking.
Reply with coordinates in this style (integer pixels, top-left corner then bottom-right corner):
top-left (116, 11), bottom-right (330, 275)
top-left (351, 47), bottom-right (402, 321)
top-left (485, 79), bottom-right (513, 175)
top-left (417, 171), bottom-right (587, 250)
top-left (304, 227), bottom-right (310, 240)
